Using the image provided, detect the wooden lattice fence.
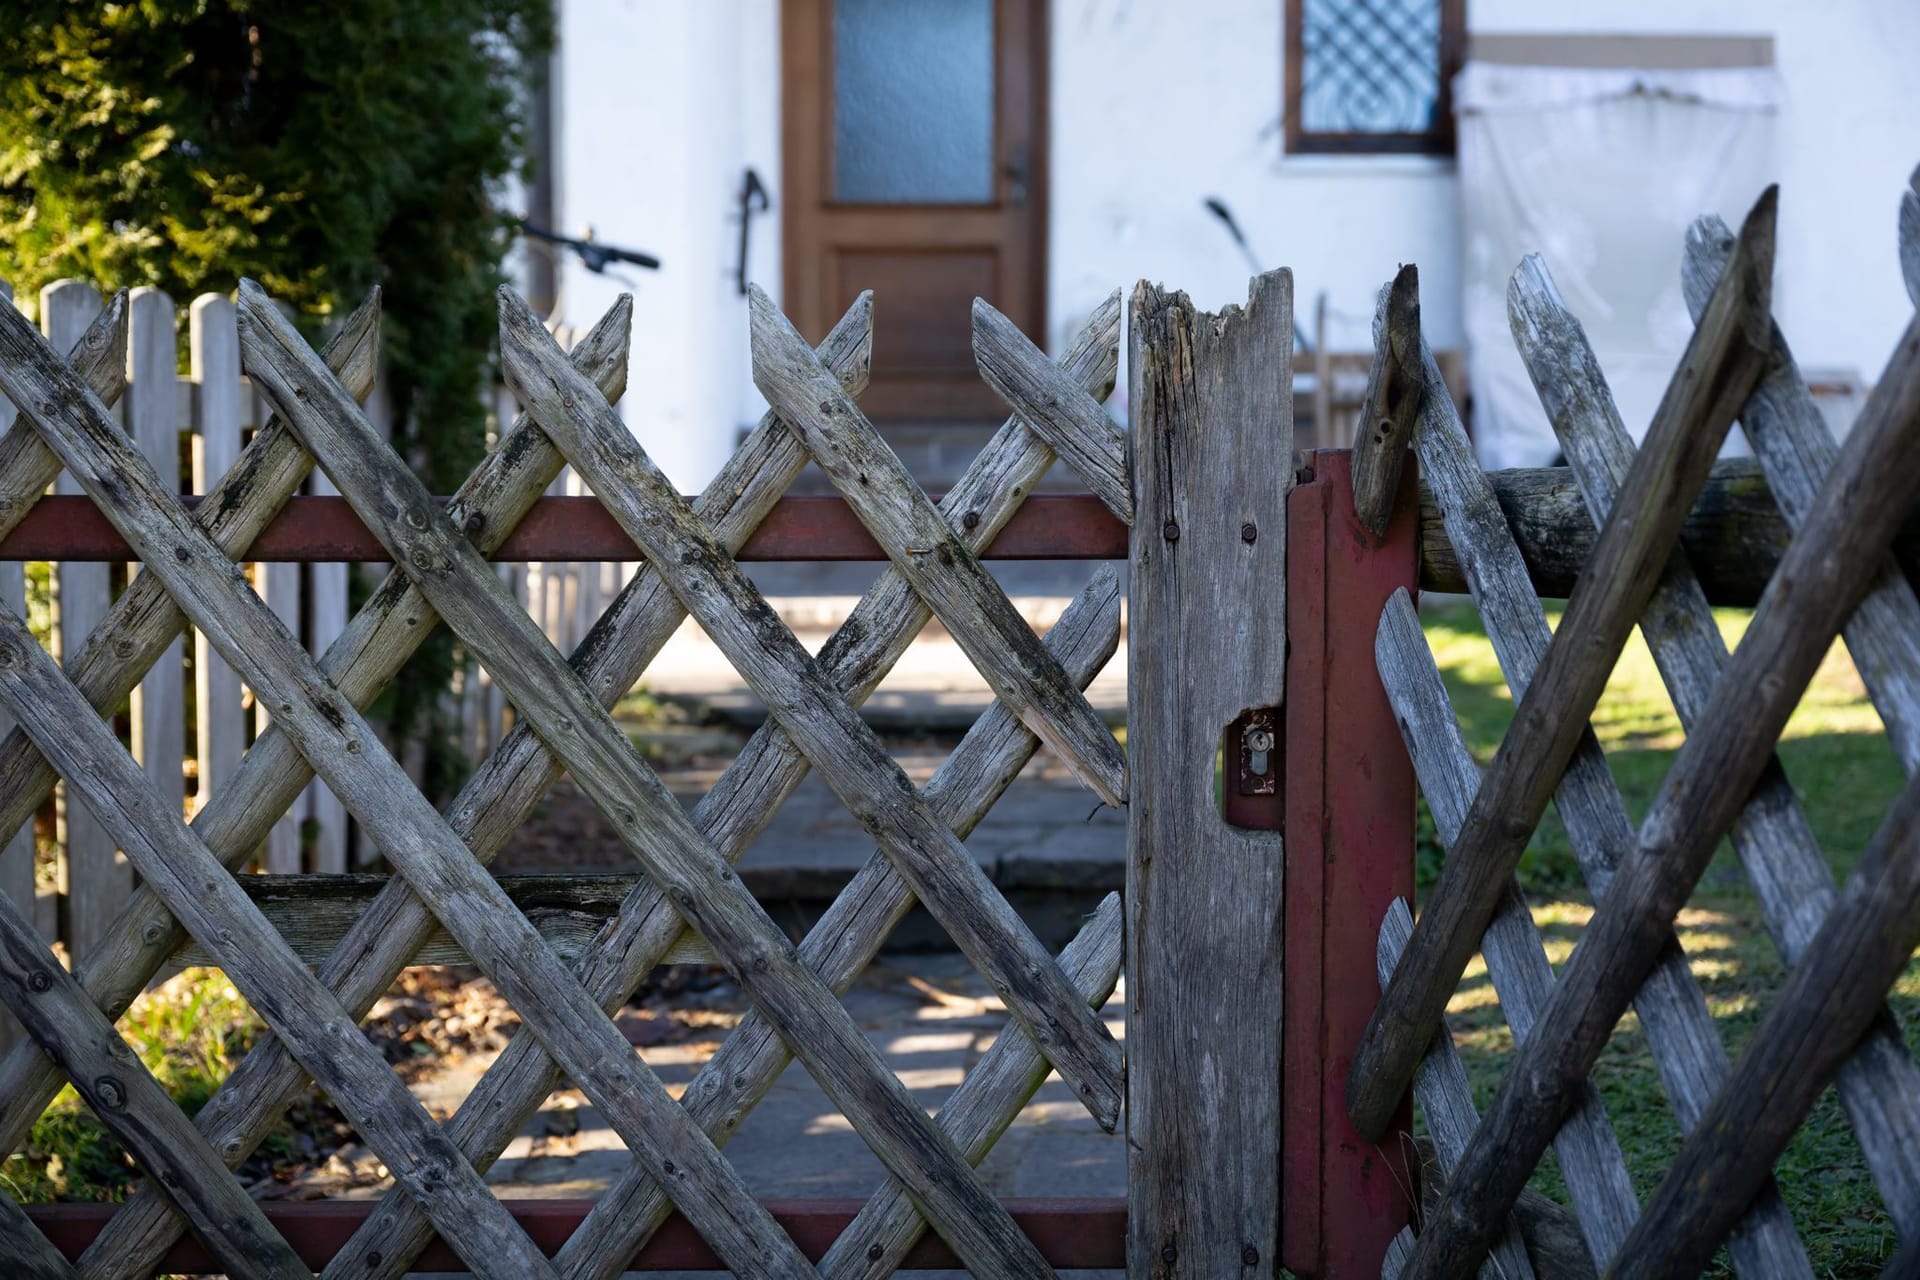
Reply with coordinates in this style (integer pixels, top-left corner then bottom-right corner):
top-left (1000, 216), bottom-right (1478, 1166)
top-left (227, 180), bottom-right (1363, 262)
top-left (1359, 172), bottom-right (1920, 1278)
top-left (5, 167), bottom-right (1920, 1279)
top-left (0, 257), bottom-right (1155, 1278)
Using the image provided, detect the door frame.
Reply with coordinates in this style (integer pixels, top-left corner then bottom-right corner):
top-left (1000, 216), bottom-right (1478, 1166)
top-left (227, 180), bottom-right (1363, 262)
top-left (780, 0), bottom-right (1049, 414)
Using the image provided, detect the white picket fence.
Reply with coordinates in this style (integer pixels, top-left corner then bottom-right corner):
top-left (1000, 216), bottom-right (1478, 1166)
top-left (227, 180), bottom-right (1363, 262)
top-left (0, 278), bottom-right (623, 979)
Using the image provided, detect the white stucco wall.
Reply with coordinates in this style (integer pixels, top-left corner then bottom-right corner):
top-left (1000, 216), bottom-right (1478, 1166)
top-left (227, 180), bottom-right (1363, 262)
top-left (551, 0), bottom-right (1920, 487)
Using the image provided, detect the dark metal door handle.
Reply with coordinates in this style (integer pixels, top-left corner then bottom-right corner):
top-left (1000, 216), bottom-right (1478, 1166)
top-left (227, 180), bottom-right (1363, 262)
top-left (1002, 143), bottom-right (1028, 207)
top-left (736, 168), bottom-right (771, 296)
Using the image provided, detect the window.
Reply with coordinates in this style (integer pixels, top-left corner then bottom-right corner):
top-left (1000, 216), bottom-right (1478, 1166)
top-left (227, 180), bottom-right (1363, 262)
top-left (1285, 0), bottom-right (1465, 155)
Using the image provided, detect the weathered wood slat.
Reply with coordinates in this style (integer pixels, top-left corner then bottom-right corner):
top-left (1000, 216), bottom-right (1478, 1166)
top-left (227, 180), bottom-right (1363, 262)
top-left (0, 284), bottom-right (127, 1062)
top-left (1374, 898), bottom-right (1535, 1280)
top-left (554, 571), bottom-right (1123, 1280)
top-left (1126, 272), bottom-right (1291, 1279)
top-left (0, 613), bottom-right (554, 1279)
top-left (1517, 248), bottom-right (1920, 1237)
top-left (1402, 298), bottom-right (1920, 1280)
top-left (247, 284), bottom-right (1048, 1280)
top-left (0, 1180), bottom-right (78, 1280)
top-left (350, 298), bottom-right (1121, 1280)
top-left (126, 288), bottom-right (187, 840)
top-left (1383, 252), bottom-right (1812, 1275)
top-left (164, 872), bottom-right (717, 970)
top-left (971, 297), bottom-right (1132, 523)
top-left (0, 860), bottom-right (309, 1280)
top-left (0, 293), bottom-right (383, 1210)
top-left (161, 298), bottom-right (872, 1280)
top-left (188, 293), bottom-right (251, 822)
top-left (1374, 589), bottom-right (1637, 1267)
top-left (820, 892), bottom-right (1125, 1280)
top-left (534, 288), bottom-right (1121, 1129)
top-left (0, 295), bottom-right (814, 1280)
top-left (750, 284), bottom-right (1127, 809)
top-left (1684, 217), bottom-right (1920, 777)
top-left (1350, 187), bottom-right (1779, 1142)
top-left (42, 281), bottom-right (124, 968)
top-left (1605, 769), bottom-right (1920, 1277)
top-left (1352, 264), bottom-right (1424, 538)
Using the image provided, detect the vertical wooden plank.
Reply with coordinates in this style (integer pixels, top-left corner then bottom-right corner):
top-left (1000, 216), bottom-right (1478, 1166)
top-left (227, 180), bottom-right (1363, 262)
top-left (0, 280), bottom-right (34, 1058)
top-left (42, 279), bottom-right (123, 967)
top-left (1281, 452), bottom-right (1417, 1277)
top-left (258, 556), bottom-right (304, 873)
top-left (304, 467), bottom-right (349, 873)
top-left (1127, 272), bottom-right (1292, 1279)
top-left (190, 294), bottom-right (248, 822)
top-left (127, 287), bottom-right (186, 838)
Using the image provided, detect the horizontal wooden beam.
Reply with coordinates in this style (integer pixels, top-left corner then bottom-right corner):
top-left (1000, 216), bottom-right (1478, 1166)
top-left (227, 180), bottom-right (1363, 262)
top-left (166, 873), bottom-right (718, 972)
top-left (0, 460), bottom-right (1891, 606)
top-left (27, 1197), bottom-right (1126, 1272)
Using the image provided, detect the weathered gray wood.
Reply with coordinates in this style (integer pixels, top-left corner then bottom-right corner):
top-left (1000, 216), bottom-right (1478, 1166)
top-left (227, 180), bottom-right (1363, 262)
top-left (42, 280), bottom-right (125, 968)
top-left (103, 297), bottom-right (859, 1280)
top-left (0, 872), bottom-right (309, 1280)
top-left (1404, 296), bottom-right (1920, 1280)
top-left (1351, 188), bottom-right (1778, 1142)
top-left (971, 297), bottom-right (1132, 523)
top-left (1608, 768), bottom-right (1920, 1277)
top-left (0, 609), bottom-right (554, 1280)
top-left (1684, 217), bottom-right (1920, 778)
top-left (0, 294), bottom-right (383, 1215)
top-left (1517, 248), bottom-right (1920, 1237)
top-left (165, 872), bottom-right (718, 970)
top-left (0, 296), bottom-right (815, 1280)
top-left (260, 557), bottom-right (305, 872)
top-left (188, 293), bottom-right (250, 821)
top-left (1385, 291), bottom-right (1812, 1275)
top-left (1352, 264), bottom-right (1425, 537)
top-left (0, 1182), bottom-right (78, 1280)
top-left (526, 287), bottom-right (1121, 1127)
top-left (820, 892), bottom-right (1125, 1280)
top-left (553, 571), bottom-right (1123, 1280)
top-left (750, 284), bottom-right (1126, 809)
top-left (1416, 459), bottom-right (1794, 605)
top-left (0, 282), bottom-right (128, 1062)
top-left (245, 282), bottom-right (1050, 1280)
top-left (1375, 898), bottom-right (1535, 1280)
top-left (126, 287), bottom-right (186, 846)
top-left (345, 298), bottom-right (1123, 1280)
top-left (1902, 162), bottom-right (1920, 308)
top-left (1126, 272), bottom-right (1291, 1279)
top-left (1375, 589), bottom-right (1636, 1267)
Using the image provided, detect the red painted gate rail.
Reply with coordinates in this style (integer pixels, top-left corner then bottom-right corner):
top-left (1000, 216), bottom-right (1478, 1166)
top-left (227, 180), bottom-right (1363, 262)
top-left (18, 450), bottom-right (1413, 1275)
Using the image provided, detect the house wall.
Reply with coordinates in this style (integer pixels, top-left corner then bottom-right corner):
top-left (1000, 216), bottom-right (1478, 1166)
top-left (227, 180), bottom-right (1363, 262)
top-left (550, 0), bottom-right (1920, 489)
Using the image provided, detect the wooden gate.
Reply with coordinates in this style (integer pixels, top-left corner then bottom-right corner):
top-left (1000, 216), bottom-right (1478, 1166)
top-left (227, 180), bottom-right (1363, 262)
top-left (13, 168), bottom-right (1911, 1280)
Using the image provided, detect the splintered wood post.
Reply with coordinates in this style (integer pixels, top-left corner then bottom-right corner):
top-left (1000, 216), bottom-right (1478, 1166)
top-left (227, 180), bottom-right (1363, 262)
top-left (42, 279), bottom-right (125, 967)
top-left (1349, 186), bottom-right (1779, 1141)
top-left (1351, 264), bottom-right (1423, 537)
top-left (1127, 271), bottom-right (1291, 1278)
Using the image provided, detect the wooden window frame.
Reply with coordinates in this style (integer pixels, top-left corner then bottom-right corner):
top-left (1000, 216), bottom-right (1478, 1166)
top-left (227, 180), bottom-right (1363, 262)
top-left (1284, 0), bottom-right (1466, 156)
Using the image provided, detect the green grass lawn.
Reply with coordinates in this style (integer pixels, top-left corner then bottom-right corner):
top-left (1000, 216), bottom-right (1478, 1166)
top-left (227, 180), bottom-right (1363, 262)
top-left (1421, 601), bottom-right (1912, 1274)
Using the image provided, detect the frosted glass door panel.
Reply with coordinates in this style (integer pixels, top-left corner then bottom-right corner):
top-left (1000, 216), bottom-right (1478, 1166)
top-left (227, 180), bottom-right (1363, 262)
top-left (833, 0), bottom-right (995, 203)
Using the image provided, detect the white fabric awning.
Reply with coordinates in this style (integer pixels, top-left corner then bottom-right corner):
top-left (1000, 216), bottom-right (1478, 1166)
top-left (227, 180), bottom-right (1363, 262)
top-left (1455, 58), bottom-right (1782, 470)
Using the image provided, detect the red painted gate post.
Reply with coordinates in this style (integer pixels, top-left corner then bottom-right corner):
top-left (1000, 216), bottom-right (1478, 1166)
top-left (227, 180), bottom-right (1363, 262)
top-left (1280, 449), bottom-right (1418, 1277)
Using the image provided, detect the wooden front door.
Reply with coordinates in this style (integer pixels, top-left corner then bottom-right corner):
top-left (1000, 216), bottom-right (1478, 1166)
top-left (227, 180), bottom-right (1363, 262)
top-left (782, 0), bottom-right (1047, 424)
